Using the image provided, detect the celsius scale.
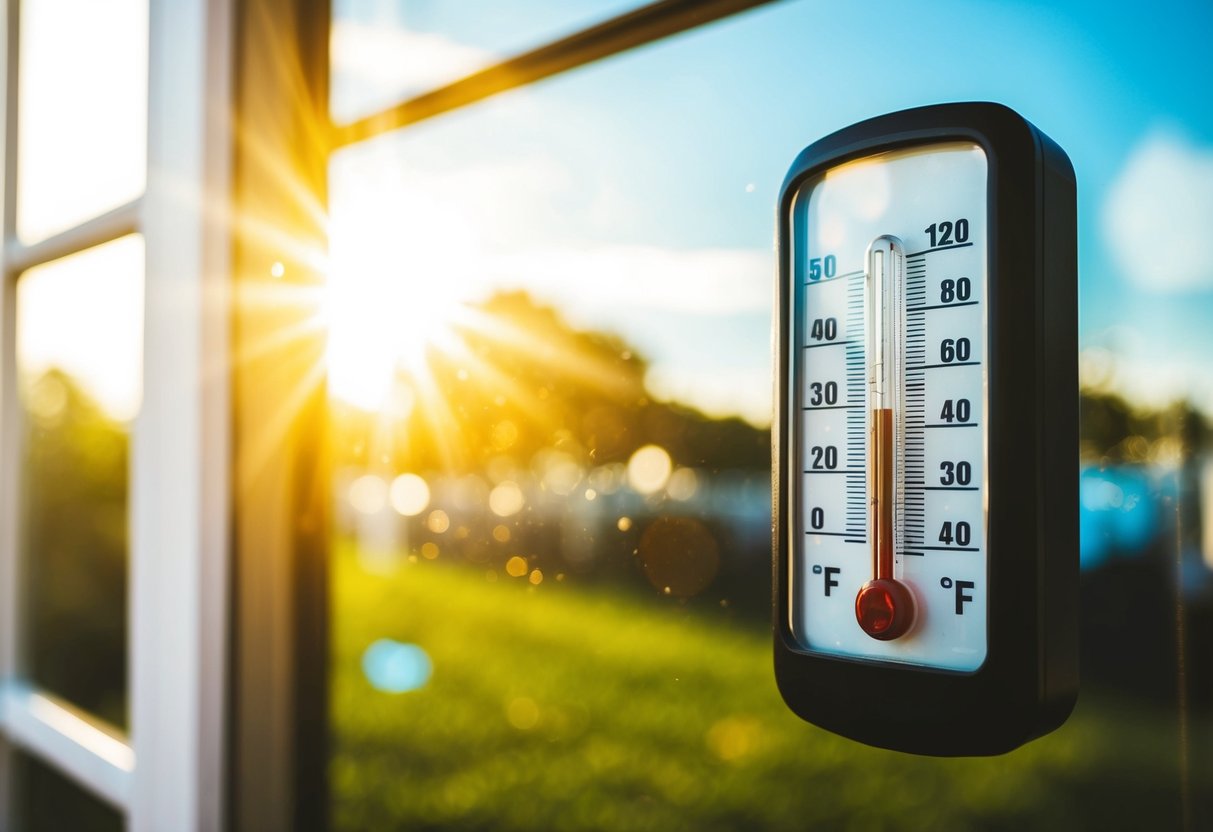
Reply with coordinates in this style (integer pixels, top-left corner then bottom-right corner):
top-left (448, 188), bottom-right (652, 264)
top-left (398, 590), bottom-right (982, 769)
top-left (773, 103), bottom-right (1078, 756)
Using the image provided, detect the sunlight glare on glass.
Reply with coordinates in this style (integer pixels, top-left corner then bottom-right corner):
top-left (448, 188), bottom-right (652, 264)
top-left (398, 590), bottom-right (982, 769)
top-left (326, 151), bottom-right (480, 411)
top-left (18, 0), bottom-right (147, 242)
top-left (17, 235), bottom-right (145, 423)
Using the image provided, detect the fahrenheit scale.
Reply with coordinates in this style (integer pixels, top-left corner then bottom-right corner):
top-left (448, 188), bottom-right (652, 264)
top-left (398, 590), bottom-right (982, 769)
top-left (774, 103), bottom-right (1078, 756)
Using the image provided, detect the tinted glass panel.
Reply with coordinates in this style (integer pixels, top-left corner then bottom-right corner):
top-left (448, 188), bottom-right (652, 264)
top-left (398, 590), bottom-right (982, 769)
top-left (17, 235), bottom-right (144, 730)
top-left (325, 1), bottom-right (1213, 829)
top-left (17, 0), bottom-right (148, 242)
top-left (330, 0), bottom-right (644, 123)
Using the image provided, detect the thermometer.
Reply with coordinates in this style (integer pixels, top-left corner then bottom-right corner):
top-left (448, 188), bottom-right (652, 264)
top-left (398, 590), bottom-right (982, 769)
top-left (773, 103), bottom-right (1078, 756)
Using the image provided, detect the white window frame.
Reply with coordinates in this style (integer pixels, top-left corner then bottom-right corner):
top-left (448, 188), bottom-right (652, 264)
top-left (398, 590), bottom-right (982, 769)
top-left (0, 0), bottom-right (231, 829)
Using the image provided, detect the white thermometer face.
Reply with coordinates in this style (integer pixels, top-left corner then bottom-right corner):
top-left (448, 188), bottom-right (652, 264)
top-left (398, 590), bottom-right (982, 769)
top-left (792, 142), bottom-right (988, 672)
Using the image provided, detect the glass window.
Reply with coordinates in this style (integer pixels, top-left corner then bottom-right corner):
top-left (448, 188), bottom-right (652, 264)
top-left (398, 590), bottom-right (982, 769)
top-left (325, 1), bottom-right (1213, 829)
top-left (16, 235), bottom-right (145, 730)
top-left (17, 0), bottom-right (148, 242)
top-left (10, 751), bottom-right (123, 832)
top-left (330, 0), bottom-right (645, 123)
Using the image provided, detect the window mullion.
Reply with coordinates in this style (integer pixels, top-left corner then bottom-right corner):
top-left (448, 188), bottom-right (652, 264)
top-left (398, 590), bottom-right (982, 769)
top-left (0, 0), bottom-right (22, 821)
top-left (4, 197), bottom-right (141, 276)
top-left (331, 0), bottom-right (779, 148)
top-left (129, 1), bottom-right (232, 831)
top-left (0, 682), bottom-right (133, 808)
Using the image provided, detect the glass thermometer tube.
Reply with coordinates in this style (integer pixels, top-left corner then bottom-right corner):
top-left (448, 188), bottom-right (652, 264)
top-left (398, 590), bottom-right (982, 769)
top-left (855, 235), bottom-right (915, 640)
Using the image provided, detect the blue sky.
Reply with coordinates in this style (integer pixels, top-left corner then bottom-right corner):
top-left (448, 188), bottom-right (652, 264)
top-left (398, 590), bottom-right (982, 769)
top-left (331, 0), bottom-right (1213, 420)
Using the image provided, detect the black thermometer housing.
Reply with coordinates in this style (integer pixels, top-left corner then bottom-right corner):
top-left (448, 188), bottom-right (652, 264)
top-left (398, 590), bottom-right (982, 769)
top-left (773, 102), bottom-right (1078, 756)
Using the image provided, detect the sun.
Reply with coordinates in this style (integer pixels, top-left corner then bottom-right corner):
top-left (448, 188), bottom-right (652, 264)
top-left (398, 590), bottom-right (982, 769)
top-left (324, 179), bottom-right (478, 411)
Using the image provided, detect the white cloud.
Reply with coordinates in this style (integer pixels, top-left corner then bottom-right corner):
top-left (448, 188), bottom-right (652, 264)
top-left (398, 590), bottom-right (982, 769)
top-left (486, 246), bottom-right (772, 317)
top-left (1104, 132), bottom-right (1213, 292)
top-left (330, 21), bottom-right (493, 122)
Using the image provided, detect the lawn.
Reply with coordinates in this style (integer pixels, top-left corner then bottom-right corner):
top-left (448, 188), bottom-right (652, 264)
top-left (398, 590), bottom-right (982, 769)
top-left (331, 542), bottom-right (1210, 831)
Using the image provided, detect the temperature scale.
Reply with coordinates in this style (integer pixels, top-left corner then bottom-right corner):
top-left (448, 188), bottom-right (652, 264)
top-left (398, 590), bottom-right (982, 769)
top-left (774, 103), bottom-right (1078, 756)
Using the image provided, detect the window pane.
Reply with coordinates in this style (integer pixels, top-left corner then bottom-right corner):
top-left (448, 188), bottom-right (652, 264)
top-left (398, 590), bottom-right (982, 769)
top-left (330, 0), bottom-right (644, 123)
top-left (10, 751), bottom-right (124, 832)
top-left (17, 235), bottom-right (144, 730)
top-left (17, 0), bottom-right (148, 242)
top-left (325, 2), bottom-right (1213, 829)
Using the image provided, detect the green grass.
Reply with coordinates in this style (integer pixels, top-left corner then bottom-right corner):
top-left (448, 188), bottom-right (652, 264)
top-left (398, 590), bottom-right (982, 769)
top-left (332, 542), bottom-right (1211, 831)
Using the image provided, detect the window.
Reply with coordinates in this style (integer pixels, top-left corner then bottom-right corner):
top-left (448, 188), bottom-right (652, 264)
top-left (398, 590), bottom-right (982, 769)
top-left (1, 0), bottom-right (1210, 829)
top-left (17, 235), bottom-right (145, 730)
top-left (0, 1), bottom-right (147, 822)
top-left (0, 0), bottom-right (229, 828)
top-left (321, 1), bottom-right (1213, 829)
top-left (16, 0), bottom-right (147, 243)
top-left (330, 0), bottom-right (649, 123)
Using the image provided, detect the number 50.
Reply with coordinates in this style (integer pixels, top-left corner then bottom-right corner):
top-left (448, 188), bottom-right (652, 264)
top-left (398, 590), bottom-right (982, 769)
top-left (808, 254), bottom-right (837, 280)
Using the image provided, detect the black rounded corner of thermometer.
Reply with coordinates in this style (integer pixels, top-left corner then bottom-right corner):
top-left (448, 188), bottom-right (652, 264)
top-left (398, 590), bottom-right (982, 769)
top-left (772, 102), bottom-right (1078, 757)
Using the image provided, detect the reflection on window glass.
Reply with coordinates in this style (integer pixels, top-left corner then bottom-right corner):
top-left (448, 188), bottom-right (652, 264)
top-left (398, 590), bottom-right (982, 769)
top-left (18, 0), bottom-right (148, 242)
top-left (330, 0), bottom-right (643, 123)
top-left (17, 235), bottom-right (144, 730)
top-left (11, 751), bottom-right (123, 832)
top-left (326, 2), bottom-right (1213, 830)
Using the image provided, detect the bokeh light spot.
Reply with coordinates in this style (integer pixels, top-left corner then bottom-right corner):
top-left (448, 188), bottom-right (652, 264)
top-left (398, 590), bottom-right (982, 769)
top-left (637, 516), bottom-right (720, 598)
top-left (426, 509), bottom-right (451, 533)
top-left (667, 467), bottom-right (699, 501)
top-left (349, 474), bottom-right (388, 515)
top-left (542, 454), bottom-right (584, 496)
top-left (28, 374), bottom-right (68, 421)
top-left (491, 419), bottom-right (519, 450)
top-left (505, 555), bottom-right (529, 577)
top-left (489, 481), bottom-right (525, 516)
top-left (588, 463), bottom-right (626, 495)
top-left (389, 473), bottom-right (431, 516)
top-left (362, 639), bottom-right (432, 694)
top-left (627, 444), bottom-right (672, 494)
top-left (706, 716), bottom-right (764, 762)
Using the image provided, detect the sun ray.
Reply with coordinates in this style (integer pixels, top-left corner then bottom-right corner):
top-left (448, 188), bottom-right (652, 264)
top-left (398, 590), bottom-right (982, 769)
top-left (422, 321), bottom-right (561, 435)
top-left (399, 357), bottom-right (463, 472)
top-left (232, 310), bottom-right (327, 369)
top-left (454, 304), bottom-right (642, 402)
top-left (237, 356), bottom-right (328, 491)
